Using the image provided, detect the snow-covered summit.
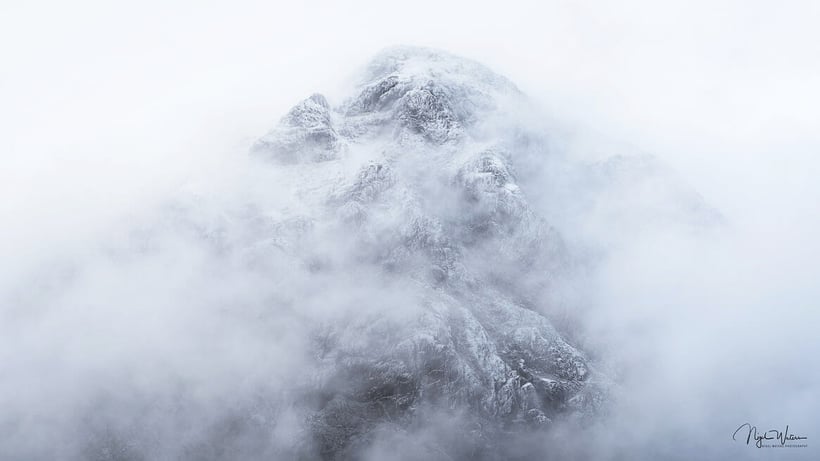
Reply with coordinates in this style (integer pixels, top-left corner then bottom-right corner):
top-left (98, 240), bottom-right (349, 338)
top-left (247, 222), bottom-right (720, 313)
top-left (357, 46), bottom-right (518, 94)
top-left (241, 48), bottom-right (609, 458)
top-left (253, 46), bottom-right (523, 161)
top-left (210, 46), bottom-right (717, 459)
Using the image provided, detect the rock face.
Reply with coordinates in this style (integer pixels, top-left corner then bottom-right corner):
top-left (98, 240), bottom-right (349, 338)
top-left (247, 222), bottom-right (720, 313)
top-left (252, 93), bottom-right (343, 163)
top-left (246, 47), bottom-right (609, 459)
top-left (0, 47), bottom-right (725, 461)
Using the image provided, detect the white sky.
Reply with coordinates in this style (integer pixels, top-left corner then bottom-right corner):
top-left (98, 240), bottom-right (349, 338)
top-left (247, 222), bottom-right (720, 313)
top-left (1, 2), bottom-right (819, 457)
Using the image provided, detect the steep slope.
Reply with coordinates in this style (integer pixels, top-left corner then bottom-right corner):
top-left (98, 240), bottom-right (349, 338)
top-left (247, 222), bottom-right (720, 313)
top-left (246, 46), bottom-right (608, 458)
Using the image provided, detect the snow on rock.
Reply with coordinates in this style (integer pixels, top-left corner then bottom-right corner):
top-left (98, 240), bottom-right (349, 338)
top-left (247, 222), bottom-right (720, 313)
top-left (252, 93), bottom-right (344, 164)
top-left (237, 46), bottom-right (709, 458)
top-left (243, 47), bottom-right (609, 458)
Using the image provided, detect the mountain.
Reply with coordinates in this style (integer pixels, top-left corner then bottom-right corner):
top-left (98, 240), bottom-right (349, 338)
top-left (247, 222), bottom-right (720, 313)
top-left (244, 46), bottom-right (610, 459)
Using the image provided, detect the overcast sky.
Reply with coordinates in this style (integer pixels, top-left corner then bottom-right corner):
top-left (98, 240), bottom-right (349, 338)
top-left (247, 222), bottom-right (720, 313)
top-left (2, 1), bottom-right (819, 458)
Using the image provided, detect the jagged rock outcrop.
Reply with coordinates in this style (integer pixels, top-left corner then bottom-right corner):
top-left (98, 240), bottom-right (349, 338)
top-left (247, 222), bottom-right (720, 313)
top-left (252, 93), bottom-right (343, 163)
top-left (244, 46), bottom-right (609, 459)
top-left (0, 46), bottom-right (727, 461)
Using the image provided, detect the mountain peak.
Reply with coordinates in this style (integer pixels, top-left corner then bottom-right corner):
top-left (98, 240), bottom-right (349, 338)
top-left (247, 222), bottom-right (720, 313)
top-left (252, 47), bottom-right (525, 162)
top-left (240, 48), bottom-right (609, 458)
top-left (359, 46), bottom-right (518, 92)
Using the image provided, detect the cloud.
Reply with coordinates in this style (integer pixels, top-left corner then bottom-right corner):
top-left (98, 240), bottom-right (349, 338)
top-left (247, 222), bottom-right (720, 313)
top-left (1, 1), bottom-right (818, 459)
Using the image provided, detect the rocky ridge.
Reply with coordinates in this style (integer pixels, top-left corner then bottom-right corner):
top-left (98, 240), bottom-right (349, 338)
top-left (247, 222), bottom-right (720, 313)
top-left (248, 47), bottom-right (609, 459)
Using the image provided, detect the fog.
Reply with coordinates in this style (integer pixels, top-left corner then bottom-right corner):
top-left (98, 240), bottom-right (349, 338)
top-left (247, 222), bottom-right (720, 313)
top-left (2, 0), bottom-right (819, 459)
